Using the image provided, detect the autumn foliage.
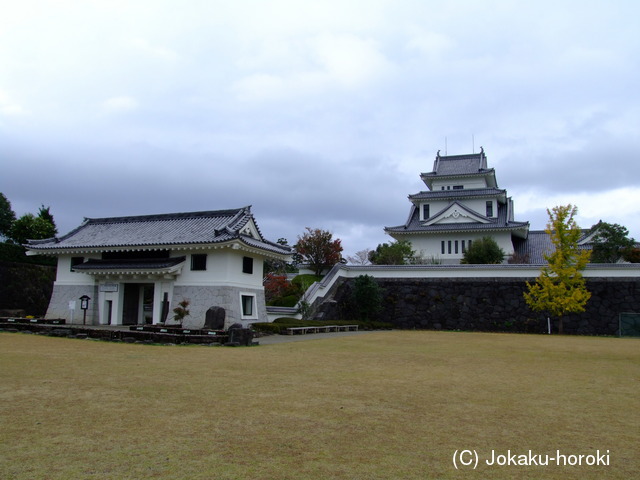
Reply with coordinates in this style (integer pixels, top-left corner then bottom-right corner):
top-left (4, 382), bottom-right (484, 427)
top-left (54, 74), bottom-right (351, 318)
top-left (524, 205), bottom-right (591, 333)
top-left (263, 274), bottom-right (294, 302)
top-left (294, 227), bottom-right (343, 276)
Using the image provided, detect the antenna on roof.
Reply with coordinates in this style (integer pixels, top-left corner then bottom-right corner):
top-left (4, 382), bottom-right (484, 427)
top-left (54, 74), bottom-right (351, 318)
top-left (472, 134), bottom-right (475, 153)
top-left (445, 136), bottom-right (447, 155)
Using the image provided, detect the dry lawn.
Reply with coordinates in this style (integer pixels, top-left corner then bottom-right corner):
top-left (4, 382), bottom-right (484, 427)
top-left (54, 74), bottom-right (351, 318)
top-left (0, 330), bottom-right (638, 480)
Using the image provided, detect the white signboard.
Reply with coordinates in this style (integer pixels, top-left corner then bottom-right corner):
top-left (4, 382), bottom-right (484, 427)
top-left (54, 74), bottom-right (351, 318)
top-left (100, 283), bottom-right (119, 292)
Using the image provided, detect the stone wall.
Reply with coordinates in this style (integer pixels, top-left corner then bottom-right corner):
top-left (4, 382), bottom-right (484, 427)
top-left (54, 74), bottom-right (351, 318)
top-left (315, 277), bottom-right (640, 335)
top-left (0, 261), bottom-right (56, 316)
top-left (172, 285), bottom-right (267, 329)
top-left (45, 284), bottom-right (100, 324)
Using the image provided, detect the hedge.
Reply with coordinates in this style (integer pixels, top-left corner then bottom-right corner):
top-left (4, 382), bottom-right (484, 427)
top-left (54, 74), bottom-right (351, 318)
top-left (251, 317), bottom-right (393, 334)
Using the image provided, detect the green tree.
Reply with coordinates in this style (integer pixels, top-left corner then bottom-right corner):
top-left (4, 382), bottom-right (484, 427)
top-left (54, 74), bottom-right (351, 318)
top-left (0, 193), bottom-right (16, 238)
top-left (9, 213), bottom-right (57, 245)
top-left (589, 221), bottom-right (635, 263)
top-left (352, 275), bottom-right (382, 321)
top-left (461, 236), bottom-right (505, 264)
top-left (294, 227), bottom-right (343, 276)
top-left (37, 205), bottom-right (57, 234)
top-left (264, 238), bottom-right (296, 275)
top-left (369, 240), bottom-right (414, 265)
top-left (622, 247), bottom-right (640, 263)
top-left (524, 205), bottom-right (592, 334)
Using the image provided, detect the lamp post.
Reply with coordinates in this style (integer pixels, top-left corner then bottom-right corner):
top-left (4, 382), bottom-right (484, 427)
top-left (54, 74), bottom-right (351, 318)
top-left (79, 295), bottom-right (91, 325)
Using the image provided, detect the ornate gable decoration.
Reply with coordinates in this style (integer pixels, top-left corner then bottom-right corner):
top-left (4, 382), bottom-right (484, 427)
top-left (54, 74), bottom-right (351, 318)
top-left (239, 218), bottom-right (261, 240)
top-left (424, 202), bottom-right (491, 226)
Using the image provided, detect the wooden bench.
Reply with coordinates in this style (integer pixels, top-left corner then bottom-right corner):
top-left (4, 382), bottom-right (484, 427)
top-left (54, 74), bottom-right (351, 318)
top-left (285, 327), bottom-right (311, 335)
top-left (285, 325), bottom-right (358, 335)
top-left (335, 324), bottom-right (359, 331)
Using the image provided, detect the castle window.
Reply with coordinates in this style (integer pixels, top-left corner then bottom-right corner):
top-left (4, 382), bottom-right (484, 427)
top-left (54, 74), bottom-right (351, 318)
top-left (448, 241), bottom-right (452, 254)
top-left (241, 294), bottom-right (256, 318)
top-left (453, 185), bottom-right (463, 190)
top-left (70, 257), bottom-right (84, 271)
top-left (455, 241), bottom-right (459, 254)
top-left (191, 254), bottom-right (207, 271)
top-left (441, 241), bottom-right (445, 255)
top-left (422, 204), bottom-right (430, 220)
top-left (486, 201), bottom-right (493, 217)
top-left (243, 256), bottom-right (254, 274)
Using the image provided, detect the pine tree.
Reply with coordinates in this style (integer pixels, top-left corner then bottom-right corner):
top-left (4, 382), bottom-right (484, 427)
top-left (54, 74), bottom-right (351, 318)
top-left (524, 205), bottom-right (591, 333)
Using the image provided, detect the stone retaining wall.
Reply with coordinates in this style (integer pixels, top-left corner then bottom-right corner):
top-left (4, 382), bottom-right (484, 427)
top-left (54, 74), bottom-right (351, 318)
top-left (316, 277), bottom-right (640, 335)
top-left (0, 261), bottom-right (56, 315)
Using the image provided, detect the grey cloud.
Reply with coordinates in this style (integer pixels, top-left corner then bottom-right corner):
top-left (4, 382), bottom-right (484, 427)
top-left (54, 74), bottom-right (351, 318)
top-left (2, 0), bottom-right (640, 252)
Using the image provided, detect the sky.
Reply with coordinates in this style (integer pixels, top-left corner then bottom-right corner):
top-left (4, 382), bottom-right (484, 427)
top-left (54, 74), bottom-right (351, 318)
top-left (2, 0), bottom-right (639, 258)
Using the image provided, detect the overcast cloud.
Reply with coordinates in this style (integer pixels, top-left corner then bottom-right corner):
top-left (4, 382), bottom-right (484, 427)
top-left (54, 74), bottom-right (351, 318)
top-left (2, 0), bottom-right (639, 256)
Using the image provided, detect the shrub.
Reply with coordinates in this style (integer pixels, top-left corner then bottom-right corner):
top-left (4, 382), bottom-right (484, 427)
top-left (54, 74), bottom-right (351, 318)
top-left (265, 274), bottom-right (322, 307)
top-left (297, 299), bottom-right (313, 321)
top-left (369, 240), bottom-right (414, 265)
top-left (352, 275), bottom-right (382, 321)
top-left (267, 295), bottom-right (299, 307)
top-left (263, 273), bottom-right (291, 302)
top-left (461, 236), bottom-right (505, 264)
top-left (273, 317), bottom-right (301, 324)
top-left (251, 322), bottom-right (283, 334)
top-left (291, 274), bottom-right (322, 289)
top-left (172, 298), bottom-right (190, 326)
top-left (252, 317), bottom-right (393, 335)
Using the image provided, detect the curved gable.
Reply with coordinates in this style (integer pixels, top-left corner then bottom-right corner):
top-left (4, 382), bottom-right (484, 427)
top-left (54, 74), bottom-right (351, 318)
top-left (424, 202), bottom-right (492, 226)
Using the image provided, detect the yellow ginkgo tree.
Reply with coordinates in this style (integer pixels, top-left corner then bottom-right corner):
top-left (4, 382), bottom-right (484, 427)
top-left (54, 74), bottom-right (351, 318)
top-left (524, 205), bottom-right (592, 334)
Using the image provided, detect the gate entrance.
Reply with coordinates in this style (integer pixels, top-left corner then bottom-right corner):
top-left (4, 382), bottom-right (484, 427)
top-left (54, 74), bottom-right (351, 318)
top-left (122, 283), bottom-right (155, 325)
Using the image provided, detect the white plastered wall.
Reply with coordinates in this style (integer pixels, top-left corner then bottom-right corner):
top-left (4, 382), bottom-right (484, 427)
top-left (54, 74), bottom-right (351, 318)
top-left (418, 198), bottom-right (497, 221)
top-left (45, 247), bottom-right (270, 326)
top-left (399, 231), bottom-right (515, 264)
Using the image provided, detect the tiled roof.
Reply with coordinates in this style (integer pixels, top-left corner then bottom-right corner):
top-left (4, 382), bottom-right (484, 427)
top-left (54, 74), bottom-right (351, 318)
top-left (513, 229), bottom-right (599, 264)
top-left (422, 151), bottom-right (489, 177)
top-left (26, 207), bottom-right (292, 257)
top-left (513, 231), bottom-right (553, 264)
top-left (409, 188), bottom-right (506, 201)
top-left (419, 150), bottom-right (498, 190)
top-left (385, 201), bottom-right (529, 235)
top-left (72, 256), bottom-right (187, 271)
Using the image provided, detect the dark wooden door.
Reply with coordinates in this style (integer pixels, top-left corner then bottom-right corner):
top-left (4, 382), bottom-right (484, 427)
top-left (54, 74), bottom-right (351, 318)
top-left (122, 284), bottom-right (139, 325)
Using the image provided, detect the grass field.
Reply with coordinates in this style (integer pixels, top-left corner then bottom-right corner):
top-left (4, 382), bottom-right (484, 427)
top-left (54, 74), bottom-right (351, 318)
top-left (1, 330), bottom-right (638, 480)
